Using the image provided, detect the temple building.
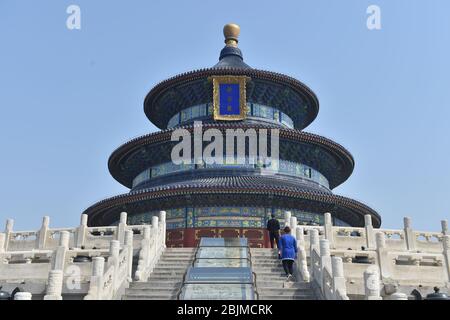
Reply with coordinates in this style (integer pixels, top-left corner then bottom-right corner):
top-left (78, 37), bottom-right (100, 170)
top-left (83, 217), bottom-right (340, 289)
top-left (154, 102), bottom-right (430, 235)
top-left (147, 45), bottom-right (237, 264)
top-left (82, 24), bottom-right (381, 247)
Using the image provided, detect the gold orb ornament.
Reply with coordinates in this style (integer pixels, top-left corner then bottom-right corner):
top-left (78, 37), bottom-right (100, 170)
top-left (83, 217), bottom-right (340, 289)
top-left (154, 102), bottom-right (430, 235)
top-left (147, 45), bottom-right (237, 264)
top-left (223, 23), bottom-right (240, 47)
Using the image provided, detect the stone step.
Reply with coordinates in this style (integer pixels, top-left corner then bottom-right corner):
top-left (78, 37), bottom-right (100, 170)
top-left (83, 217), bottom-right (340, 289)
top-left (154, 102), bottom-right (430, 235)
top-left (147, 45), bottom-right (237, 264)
top-left (258, 294), bottom-right (315, 300)
top-left (256, 276), bottom-right (295, 281)
top-left (149, 271), bottom-right (186, 279)
top-left (154, 265), bottom-right (190, 270)
top-left (126, 288), bottom-right (180, 295)
top-left (257, 288), bottom-right (312, 295)
top-left (255, 281), bottom-right (310, 289)
top-left (253, 267), bottom-right (284, 273)
top-left (148, 275), bottom-right (186, 281)
top-left (130, 281), bottom-right (182, 289)
top-left (162, 254), bottom-right (195, 257)
top-left (253, 264), bottom-right (282, 268)
top-left (122, 294), bottom-right (177, 300)
top-left (152, 266), bottom-right (186, 274)
top-left (159, 258), bottom-right (194, 262)
top-left (251, 252), bottom-right (278, 255)
top-left (252, 259), bottom-right (280, 262)
top-left (162, 252), bottom-right (195, 256)
top-left (253, 272), bottom-right (291, 277)
top-left (156, 264), bottom-right (192, 269)
top-left (159, 257), bottom-right (194, 261)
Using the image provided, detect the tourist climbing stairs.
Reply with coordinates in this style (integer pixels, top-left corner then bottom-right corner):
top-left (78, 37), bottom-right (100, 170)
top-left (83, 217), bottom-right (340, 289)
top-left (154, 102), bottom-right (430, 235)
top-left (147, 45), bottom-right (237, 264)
top-left (250, 248), bottom-right (316, 300)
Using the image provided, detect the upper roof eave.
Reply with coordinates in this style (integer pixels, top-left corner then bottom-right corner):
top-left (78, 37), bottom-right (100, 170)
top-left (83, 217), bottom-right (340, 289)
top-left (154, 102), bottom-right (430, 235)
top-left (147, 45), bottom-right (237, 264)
top-left (143, 67), bottom-right (320, 129)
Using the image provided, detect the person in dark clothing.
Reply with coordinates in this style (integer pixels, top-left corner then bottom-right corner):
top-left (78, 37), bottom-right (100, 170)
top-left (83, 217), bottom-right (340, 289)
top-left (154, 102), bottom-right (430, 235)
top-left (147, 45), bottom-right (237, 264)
top-left (266, 214), bottom-right (280, 249)
top-left (278, 226), bottom-right (297, 281)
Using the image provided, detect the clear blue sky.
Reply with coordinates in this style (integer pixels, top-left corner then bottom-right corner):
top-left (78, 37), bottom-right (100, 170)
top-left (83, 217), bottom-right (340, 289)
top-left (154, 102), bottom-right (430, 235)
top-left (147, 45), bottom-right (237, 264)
top-left (0, 0), bottom-right (449, 231)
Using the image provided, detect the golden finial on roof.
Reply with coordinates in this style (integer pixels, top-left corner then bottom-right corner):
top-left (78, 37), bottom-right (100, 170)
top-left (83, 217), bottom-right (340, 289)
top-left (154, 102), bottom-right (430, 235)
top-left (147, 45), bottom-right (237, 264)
top-left (223, 23), bottom-right (240, 47)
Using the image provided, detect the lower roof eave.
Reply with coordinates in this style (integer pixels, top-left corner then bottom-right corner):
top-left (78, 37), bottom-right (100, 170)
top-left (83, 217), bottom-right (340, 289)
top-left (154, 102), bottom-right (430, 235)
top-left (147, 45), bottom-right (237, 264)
top-left (83, 187), bottom-right (381, 228)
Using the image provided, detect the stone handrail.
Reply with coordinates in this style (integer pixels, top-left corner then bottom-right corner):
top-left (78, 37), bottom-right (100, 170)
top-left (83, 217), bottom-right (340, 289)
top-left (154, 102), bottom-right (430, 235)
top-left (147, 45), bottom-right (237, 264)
top-left (0, 211), bottom-right (163, 252)
top-left (309, 235), bottom-right (349, 300)
top-left (1, 215), bottom-right (120, 252)
top-left (83, 230), bottom-right (134, 300)
top-left (134, 212), bottom-right (166, 282)
top-left (288, 215), bottom-right (348, 299)
top-left (284, 211), bottom-right (450, 299)
top-left (1, 211), bottom-right (167, 300)
top-left (295, 227), bottom-right (310, 282)
top-left (288, 213), bottom-right (448, 254)
top-left (82, 211), bottom-right (166, 299)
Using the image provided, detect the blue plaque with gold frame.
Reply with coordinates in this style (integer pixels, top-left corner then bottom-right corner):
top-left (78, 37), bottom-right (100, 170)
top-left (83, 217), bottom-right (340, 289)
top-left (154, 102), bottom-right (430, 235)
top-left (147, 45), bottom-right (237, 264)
top-left (211, 76), bottom-right (249, 121)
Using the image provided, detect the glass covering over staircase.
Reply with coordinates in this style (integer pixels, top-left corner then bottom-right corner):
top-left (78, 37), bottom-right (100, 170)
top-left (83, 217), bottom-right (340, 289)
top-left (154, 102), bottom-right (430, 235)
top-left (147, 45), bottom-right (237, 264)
top-left (177, 238), bottom-right (258, 300)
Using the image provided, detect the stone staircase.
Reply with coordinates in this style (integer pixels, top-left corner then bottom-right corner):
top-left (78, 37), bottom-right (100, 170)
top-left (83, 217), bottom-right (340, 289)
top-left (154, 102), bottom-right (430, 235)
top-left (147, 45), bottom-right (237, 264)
top-left (123, 247), bottom-right (316, 300)
top-left (251, 248), bottom-right (316, 300)
top-left (122, 247), bottom-right (195, 300)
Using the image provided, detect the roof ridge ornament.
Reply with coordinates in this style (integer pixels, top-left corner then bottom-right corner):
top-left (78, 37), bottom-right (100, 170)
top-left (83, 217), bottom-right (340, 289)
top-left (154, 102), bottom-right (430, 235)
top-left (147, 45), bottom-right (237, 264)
top-left (215, 23), bottom-right (250, 68)
top-left (223, 23), bottom-right (240, 47)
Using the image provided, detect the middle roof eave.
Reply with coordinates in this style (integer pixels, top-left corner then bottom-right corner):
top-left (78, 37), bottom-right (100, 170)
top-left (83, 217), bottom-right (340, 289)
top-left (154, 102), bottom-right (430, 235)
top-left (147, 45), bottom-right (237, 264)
top-left (107, 123), bottom-right (355, 189)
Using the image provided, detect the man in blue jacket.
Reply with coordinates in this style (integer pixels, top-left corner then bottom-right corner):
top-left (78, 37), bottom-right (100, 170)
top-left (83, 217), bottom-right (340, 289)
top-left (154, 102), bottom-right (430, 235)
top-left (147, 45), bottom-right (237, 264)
top-left (278, 226), bottom-right (297, 281)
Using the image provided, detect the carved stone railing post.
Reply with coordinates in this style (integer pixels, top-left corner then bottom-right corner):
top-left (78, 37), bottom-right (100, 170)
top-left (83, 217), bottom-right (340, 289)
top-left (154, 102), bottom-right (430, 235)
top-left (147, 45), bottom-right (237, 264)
top-left (159, 211), bottom-right (166, 248)
top-left (310, 229), bottom-right (319, 253)
top-left (375, 232), bottom-right (389, 280)
top-left (0, 233), bottom-right (5, 253)
top-left (38, 216), bottom-right (50, 249)
top-left (109, 239), bottom-right (120, 259)
top-left (53, 231), bottom-right (70, 270)
top-left (309, 229), bottom-right (320, 285)
top-left (298, 248), bottom-right (310, 282)
top-left (386, 292), bottom-right (408, 300)
top-left (93, 256), bottom-right (105, 277)
top-left (4, 218), bottom-right (14, 251)
top-left (442, 220), bottom-right (449, 235)
top-left (403, 217), bottom-right (415, 251)
top-left (14, 292), bottom-right (32, 300)
top-left (295, 227), bottom-right (310, 282)
top-left (323, 213), bottom-right (334, 249)
top-left (76, 214), bottom-right (88, 248)
top-left (443, 235), bottom-right (450, 282)
top-left (135, 226), bottom-right (151, 281)
top-left (364, 214), bottom-right (375, 250)
top-left (331, 256), bottom-right (348, 299)
top-left (296, 227), bottom-right (305, 246)
top-left (124, 230), bottom-right (134, 282)
top-left (364, 266), bottom-right (382, 300)
top-left (116, 212), bottom-right (127, 245)
top-left (109, 240), bottom-right (120, 293)
top-left (43, 270), bottom-right (64, 300)
top-left (290, 216), bottom-right (297, 240)
top-left (44, 230), bottom-right (70, 300)
top-left (284, 211), bottom-right (291, 228)
top-left (152, 216), bottom-right (159, 259)
top-left (319, 239), bottom-right (331, 290)
top-left (84, 257), bottom-right (105, 300)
